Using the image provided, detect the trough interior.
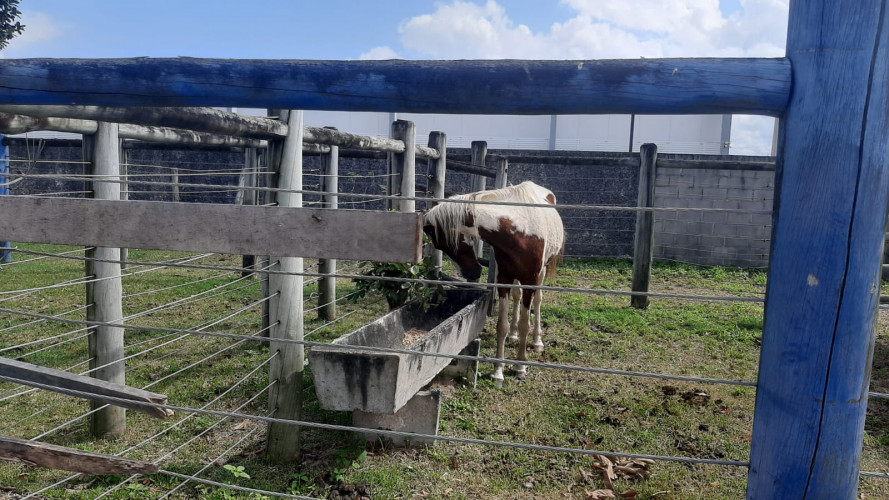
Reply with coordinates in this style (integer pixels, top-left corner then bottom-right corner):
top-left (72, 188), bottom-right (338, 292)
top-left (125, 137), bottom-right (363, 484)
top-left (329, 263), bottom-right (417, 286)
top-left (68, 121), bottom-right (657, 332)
top-left (333, 288), bottom-right (486, 349)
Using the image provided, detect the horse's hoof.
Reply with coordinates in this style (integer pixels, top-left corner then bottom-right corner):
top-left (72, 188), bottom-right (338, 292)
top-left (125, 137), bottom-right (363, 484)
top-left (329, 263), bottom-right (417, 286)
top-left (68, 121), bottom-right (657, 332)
top-left (511, 365), bottom-right (528, 379)
top-left (507, 334), bottom-right (519, 343)
top-left (492, 376), bottom-right (504, 388)
top-left (529, 343), bottom-right (544, 353)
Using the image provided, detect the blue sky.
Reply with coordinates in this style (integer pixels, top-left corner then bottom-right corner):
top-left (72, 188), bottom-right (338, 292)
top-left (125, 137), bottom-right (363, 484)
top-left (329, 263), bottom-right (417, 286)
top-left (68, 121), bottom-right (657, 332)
top-left (1, 0), bottom-right (787, 154)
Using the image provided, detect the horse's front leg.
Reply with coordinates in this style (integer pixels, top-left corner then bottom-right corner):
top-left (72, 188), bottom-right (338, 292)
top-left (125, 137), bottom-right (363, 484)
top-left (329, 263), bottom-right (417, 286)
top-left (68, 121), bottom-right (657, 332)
top-left (491, 287), bottom-right (511, 386)
top-left (512, 289), bottom-right (534, 379)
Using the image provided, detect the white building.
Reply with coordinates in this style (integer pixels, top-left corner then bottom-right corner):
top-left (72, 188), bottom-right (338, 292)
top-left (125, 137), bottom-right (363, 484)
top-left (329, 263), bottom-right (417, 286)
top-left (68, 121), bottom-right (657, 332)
top-left (10, 109), bottom-right (734, 155)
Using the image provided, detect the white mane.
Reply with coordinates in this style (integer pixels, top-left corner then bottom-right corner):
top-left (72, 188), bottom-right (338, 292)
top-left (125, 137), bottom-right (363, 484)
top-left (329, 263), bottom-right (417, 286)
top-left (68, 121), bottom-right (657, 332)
top-left (424, 181), bottom-right (565, 265)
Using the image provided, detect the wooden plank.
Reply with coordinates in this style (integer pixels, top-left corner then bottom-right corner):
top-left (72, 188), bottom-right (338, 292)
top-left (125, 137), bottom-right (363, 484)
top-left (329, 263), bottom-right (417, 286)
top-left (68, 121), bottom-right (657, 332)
top-left (0, 435), bottom-right (158, 475)
top-left (0, 58), bottom-right (790, 116)
top-left (0, 196), bottom-right (423, 263)
top-left (0, 357), bottom-right (171, 419)
top-left (631, 144), bottom-right (658, 309)
top-left (747, 0), bottom-right (889, 497)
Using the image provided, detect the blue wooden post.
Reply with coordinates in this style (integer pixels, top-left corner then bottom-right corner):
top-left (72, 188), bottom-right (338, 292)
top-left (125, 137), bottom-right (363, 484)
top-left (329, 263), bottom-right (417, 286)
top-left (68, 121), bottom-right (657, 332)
top-left (0, 135), bottom-right (11, 262)
top-left (747, 0), bottom-right (889, 498)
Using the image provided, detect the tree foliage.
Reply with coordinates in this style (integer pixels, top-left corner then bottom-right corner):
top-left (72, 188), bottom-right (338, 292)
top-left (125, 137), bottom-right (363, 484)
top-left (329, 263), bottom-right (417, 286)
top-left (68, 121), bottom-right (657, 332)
top-left (0, 0), bottom-right (24, 51)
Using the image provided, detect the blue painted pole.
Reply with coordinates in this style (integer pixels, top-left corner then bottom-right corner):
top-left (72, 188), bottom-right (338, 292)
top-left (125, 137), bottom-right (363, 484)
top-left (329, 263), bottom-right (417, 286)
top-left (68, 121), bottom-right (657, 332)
top-left (0, 58), bottom-right (791, 116)
top-left (747, 0), bottom-right (889, 498)
top-left (0, 135), bottom-right (11, 262)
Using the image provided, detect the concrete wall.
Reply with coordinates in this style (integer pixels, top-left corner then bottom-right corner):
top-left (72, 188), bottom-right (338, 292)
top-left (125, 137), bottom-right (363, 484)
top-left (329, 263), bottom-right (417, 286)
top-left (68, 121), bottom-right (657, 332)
top-left (4, 138), bottom-right (775, 268)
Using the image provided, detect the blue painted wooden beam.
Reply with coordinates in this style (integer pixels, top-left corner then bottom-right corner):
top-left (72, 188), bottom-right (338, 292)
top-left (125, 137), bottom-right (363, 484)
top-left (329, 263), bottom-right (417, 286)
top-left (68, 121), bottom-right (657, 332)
top-left (748, 0), bottom-right (889, 498)
top-left (0, 58), bottom-right (790, 116)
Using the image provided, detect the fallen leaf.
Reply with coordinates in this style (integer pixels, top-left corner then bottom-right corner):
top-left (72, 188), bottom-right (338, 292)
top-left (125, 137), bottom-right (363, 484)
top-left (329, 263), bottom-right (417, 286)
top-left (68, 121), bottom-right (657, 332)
top-left (233, 419), bottom-right (251, 431)
top-left (585, 489), bottom-right (616, 499)
top-left (619, 490), bottom-right (638, 499)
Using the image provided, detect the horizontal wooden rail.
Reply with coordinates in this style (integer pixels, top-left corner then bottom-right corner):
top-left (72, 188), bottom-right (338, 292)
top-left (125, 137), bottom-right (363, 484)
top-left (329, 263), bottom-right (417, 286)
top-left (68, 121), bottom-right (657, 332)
top-left (0, 357), bottom-right (171, 419)
top-left (0, 196), bottom-right (423, 262)
top-left (0, 105), bottom-right (286, 139)
top-left (0, 58), bottom-right (791, 116)
top-left (0, 112), bottom-right (267, 148)
top-left (0, 435), bottom-right (158, 475)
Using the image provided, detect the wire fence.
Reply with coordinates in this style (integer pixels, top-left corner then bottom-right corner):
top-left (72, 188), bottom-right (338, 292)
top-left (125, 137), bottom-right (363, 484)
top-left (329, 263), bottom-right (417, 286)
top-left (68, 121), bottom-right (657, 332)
top-left (0, 138), bottom-right (886, 498)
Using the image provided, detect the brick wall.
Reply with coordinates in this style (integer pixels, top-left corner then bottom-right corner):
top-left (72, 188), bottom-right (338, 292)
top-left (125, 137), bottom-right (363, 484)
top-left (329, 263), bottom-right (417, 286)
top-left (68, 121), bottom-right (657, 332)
top-left (653, 165), bottom-right (774, 268)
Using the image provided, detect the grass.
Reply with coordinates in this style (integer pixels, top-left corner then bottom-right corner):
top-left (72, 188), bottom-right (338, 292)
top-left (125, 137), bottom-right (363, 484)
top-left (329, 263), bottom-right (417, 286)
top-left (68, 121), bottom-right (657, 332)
top-left (0, 247), bottom-right (886, 499)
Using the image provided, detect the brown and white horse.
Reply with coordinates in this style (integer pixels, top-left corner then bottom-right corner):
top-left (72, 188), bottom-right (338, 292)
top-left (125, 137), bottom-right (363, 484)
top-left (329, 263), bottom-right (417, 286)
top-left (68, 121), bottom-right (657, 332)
top-left (423, 181), bottom-right (565, 384)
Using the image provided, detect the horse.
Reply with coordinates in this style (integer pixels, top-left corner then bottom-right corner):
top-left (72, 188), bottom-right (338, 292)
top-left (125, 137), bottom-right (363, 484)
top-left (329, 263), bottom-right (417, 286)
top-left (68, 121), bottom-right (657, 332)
top-left (423, 181), bottom-right (565, 384)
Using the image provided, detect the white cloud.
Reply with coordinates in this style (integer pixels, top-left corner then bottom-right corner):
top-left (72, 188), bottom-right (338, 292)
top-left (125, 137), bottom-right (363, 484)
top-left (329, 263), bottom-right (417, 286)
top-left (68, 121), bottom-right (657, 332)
top-left (0, 11), bottom-right (65, 56)
top-left (397, 0), bottom-right (788, 59)
top-left (360, 46), bottom-right (401, 60)
top-left (393, 0), bottom-right (788, 154)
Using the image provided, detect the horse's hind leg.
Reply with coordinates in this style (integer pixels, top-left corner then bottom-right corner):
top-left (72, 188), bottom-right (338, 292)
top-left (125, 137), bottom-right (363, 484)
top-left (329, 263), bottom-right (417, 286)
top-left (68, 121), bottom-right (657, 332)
top-left (491, 287), bottom-right (511, 386)
top-left (511, 289), bottom-right (534, 379)
top-left (530, 288), bottom-right (544, 352)
top-left (508, 283), bottom-right (520, 341)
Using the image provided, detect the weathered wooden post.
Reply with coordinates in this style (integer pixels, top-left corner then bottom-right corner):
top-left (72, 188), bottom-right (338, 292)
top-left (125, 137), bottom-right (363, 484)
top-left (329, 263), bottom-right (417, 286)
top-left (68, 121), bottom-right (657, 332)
top-left (0, 136), bottom-right (11, 262)
top-left (266, 110), bottom-right (305, 463)
top-left (84, 122), bottom-right (126, 437)
top-left (118, 146), bottom-right (128, 269)
top-left (630, 143), bottom-right (658, 309)
top-left (747, 0), bottom-right (889, 497)
top-left (170, 168), bottom-right (180, 202)
top-left (391, 120), bottom-right (416, 213)
top-left (470, 141), bottom-right (487, 258)
top-left (487, 157), bottom-right (508, 314)
top-left (238, 147), bottom-right (259, 277)
top-left (426, 131), bottom-right (447, 271)
top-left (318, 128), bottom-right (339, 321)
top-left (426, 131), bottom-right (448, 272)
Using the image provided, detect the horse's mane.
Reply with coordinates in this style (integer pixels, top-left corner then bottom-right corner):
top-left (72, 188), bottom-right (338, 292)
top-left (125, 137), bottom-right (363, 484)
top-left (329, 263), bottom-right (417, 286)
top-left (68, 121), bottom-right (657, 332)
top-left (425, 181), bottom-right (565, 269)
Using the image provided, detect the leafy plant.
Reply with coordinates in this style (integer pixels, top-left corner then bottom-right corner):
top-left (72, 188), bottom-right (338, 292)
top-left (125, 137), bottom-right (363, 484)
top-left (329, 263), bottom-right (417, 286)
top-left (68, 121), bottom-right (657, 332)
top-left (288, 471), bottom-right (313, 495)
top-left (223, 464), bottom-right (251, 479)
top-left (352, 254), bottom-right (446, 310)
top-left (329, 447), bottom-right (368, 482)
top-left (0, 0), bottom-right (24, 50)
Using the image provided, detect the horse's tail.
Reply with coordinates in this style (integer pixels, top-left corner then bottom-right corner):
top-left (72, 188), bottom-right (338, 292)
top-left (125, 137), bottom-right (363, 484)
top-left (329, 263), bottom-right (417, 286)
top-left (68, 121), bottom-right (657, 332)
top-left (545, 240), bottom-right (565, 282)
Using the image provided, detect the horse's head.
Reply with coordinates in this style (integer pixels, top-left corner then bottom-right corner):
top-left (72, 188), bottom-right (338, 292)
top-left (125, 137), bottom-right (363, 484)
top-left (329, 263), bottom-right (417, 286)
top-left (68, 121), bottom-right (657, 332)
top-left (423, 207), bottom-right (484, 283)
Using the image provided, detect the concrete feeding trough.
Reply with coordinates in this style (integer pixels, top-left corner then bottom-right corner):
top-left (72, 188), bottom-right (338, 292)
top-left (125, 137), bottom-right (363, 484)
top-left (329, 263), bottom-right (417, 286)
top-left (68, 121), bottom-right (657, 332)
top-left (309, 288), bottom-right (490, 415)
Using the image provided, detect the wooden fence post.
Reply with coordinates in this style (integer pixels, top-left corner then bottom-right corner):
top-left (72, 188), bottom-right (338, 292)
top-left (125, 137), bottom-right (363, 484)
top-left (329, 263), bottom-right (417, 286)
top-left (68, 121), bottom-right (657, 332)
top-left (630, 143), bottom-right (658, 309)
top-left (487, 157), bottom-right (508, 314)
top-left (470, 141), bottom-right (487, 259)
top-left (318, 127), bottom-right (339, 321)
top-left (238, 147), bottom-right (258, 277)
top-left (747, 0), bottom-right (889, 496)
top-left (118, 146), bottom-right (128, 270)
top-left (0, 136), bottom-right (11, 262)
top-left (170, 167), bottom-right (180, 202)
top-left (266, 110), bottom-right (305, 463)
top-left (84, 122), bottom-right (126, 437)
top-left (391, 120), bottom-right (416, 213)
top-left (427, 131), bottom-right (448, 271)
